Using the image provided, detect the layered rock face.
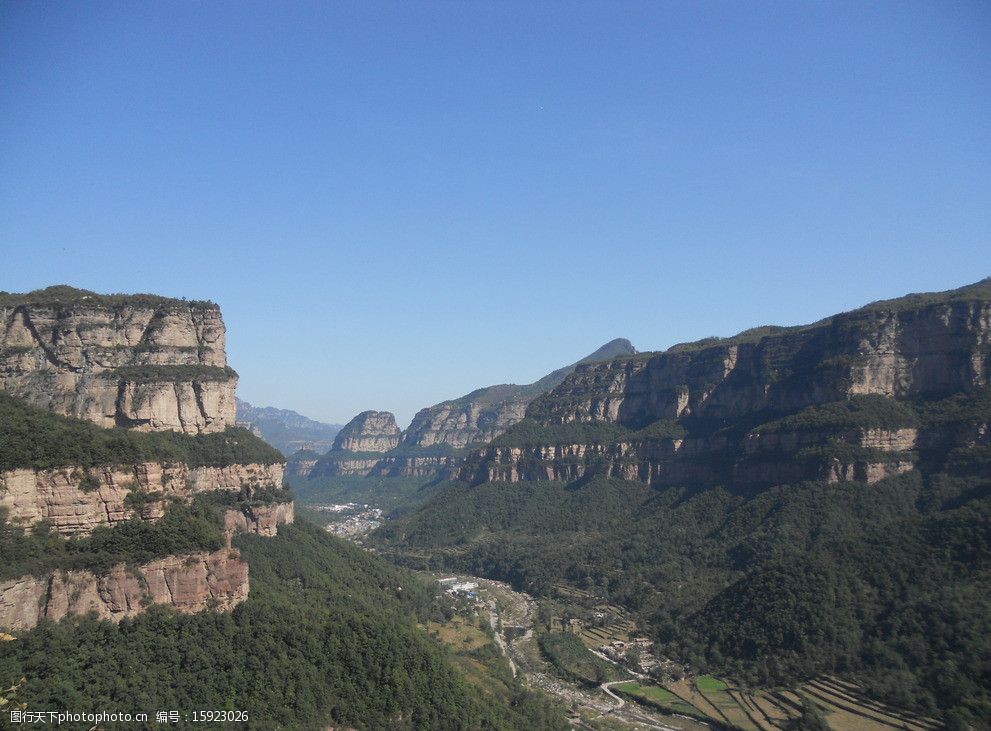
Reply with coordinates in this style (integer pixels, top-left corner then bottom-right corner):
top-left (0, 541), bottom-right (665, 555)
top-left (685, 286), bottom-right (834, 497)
top-left (304, 339), bottom-right (638, 481)
top-left (285, 450), bottom-right (320, 478)
top-left (308, 411), bottom-right (403, 477)
top-left (0, 286), bottom-right (291, 631)
top-left (403, 393), bottom-right (530, 450)
top-left (0, 287), bottom-right (236, 434)
top-left (0, 462), bottom-right (286, 535)
top-left (223, 501), bottom-right (295, 542)
top-left (529, 298), bottom-right (989, 427)
top-left (333, 411), bottom-right (401, 452)
top-left (0, 549), bottom-right (249, 630)
top-left (464, 282), bottom-right (991, 488)
top-left (401, 339), bottom-right (637, 450)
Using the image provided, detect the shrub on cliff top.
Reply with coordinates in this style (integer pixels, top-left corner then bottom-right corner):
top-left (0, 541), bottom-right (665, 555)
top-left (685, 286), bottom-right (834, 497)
top-left (100, 364), bottom-right (238, 383)
top-left (0, 392), bottom-right (283, 471)
top-left (0, 285), bottom-right (216, 310)
top-left (754, 395), bottom-right (920, 434)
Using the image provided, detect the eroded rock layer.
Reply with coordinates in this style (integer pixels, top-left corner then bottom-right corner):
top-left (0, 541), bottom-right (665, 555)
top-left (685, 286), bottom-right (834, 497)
top-left (332, 411), bottom-right (401, 452)
top-left (0, 287), bottom-right (236, 434)
top-left (463, 282), bottom-right (991, 488)
top-left (223, 501), bottom-right (295, 542)
top-left (401, 338), bottom-right (637, 450)
top-left (0, 549), bottom-right (249, 631)
top-left (0, 462), bottom-right (285, 535)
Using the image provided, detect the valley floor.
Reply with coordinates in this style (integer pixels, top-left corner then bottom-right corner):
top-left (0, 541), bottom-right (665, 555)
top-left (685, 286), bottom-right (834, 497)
top-left (313, 498), bottom-right (946, 731)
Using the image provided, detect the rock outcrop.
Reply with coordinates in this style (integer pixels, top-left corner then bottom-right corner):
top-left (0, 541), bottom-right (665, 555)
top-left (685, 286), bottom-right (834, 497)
top-left (303, 339), bottom-right (637, 481)
top-left (528, 294), bottom-right (989, 427)
top-left (223, 501), bottom-right (294, 542)
top-left (0, 462), bottom-right (285, 535)
top-left (0, 549), bottom-right (249, 631)
top-left (401, 339), bottom-right (637, 450)
top-left (333, 411), bottom-right (401, 452)
top-left (0, 286), bottom-right (292, 631)
top-left (0, 287), bottom-right (236, 434)
top-left (463, 280), bottom-right (991, 489)
top-left (403, 392), bottom-right (530, 450)
top-left (285, 449), bottom-right (321, 479)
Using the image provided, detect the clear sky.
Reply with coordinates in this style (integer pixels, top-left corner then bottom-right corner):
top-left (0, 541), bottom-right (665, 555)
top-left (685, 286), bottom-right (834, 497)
top-left (1, 1), bottom-right (989, 426)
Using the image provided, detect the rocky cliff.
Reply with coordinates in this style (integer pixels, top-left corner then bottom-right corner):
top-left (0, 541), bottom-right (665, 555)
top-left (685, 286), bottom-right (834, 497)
top-left (402, 338), bottom-right (637, 450)
top-left (0, 462), bottom-right (285, 535)
top-left (285, 449), bottom-right (321, 478)
top-left (463, 280), bottom-right (991, 488)
top-left (0, 549), bottom-right (249, 630)
top-left (303, 339), bottom-right (637, 482)
top-left (0, 286), bottom-right (291, 631)
top-left (0, 286), bottom-right (236, 434)
top-left (223, 501), bottom-right (294, 542)
top-left (333, 411), bottom-right (401, 452)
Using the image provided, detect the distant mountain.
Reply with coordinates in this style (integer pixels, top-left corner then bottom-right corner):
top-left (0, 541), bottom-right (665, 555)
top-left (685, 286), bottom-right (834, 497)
top-left (235, 398), bottom-right (342, 456)
top-left (401, 338), bottom-right (637, 450)
top-left (373, 278), bottom-right (991, 728)
top-left (304, 338), bottom-right (637, 485)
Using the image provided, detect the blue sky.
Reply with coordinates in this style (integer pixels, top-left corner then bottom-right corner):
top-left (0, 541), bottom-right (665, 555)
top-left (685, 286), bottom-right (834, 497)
top-left (1, 1), bottom-right (989, 426)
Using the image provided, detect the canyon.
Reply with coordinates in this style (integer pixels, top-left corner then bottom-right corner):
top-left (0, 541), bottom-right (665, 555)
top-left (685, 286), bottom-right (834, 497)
top-left (304, 337), bottom-right (637, 480)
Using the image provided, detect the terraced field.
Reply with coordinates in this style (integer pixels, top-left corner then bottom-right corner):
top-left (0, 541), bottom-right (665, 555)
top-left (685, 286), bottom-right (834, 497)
top-left (796, 678), bottom-right (940, 731)
top-left (490, 584), bottom-right (939, 731)
top-left (607, 674), bottom-right (940, 731)
top-left (614, 682), bottom-right (706, 719)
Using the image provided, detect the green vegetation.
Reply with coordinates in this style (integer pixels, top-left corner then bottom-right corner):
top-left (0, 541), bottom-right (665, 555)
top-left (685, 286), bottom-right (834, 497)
top-left (855, 276), bottom-right (991, 314)
top-left (373, 466), bottom-right (991, 726)
top-left (537, 632), bottom-right (626, 685)
top-left (102, 364), bottom-right (238, 383)
top-left (916, 386), bottom-right (991, 425)
top-left (697, 675), bottom-right (727, 692)
top-left (0, 392), bottom-right (283, 470)
top-left (424, 606), bottom-right (567, 729)
top-left (0, 498), bottom-right (224, 580)
top-left (0, 285), bottom-right (216, 310)
top-left (613, 682), bottom-right (705, 718)
top-left (755, 395), bottom-right (920, 433)
top-left (290, 472), bottom-right (451, 516)
top-left (0, 519), bottom-right (566, 728)
top-left (783, 697), bottom-right (829, 731)
top-left (624, 278), bottom-right (991, 362)
top-left (666, 325), bottom-right (803, 355)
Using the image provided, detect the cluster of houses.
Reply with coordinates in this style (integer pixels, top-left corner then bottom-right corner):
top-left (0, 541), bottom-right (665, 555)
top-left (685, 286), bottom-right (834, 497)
top-left (437, 577), bottom-right (479, 599)
top-left (599, 636), bottom-right (660, 673)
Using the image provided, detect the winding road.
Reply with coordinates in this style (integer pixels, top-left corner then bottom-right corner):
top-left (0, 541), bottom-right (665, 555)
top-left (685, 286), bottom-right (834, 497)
top-left (471, 575), bottom-right (708, 731)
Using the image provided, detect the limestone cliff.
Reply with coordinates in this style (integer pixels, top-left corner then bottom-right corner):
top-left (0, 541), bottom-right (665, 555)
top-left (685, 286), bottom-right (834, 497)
top-left (303, 339), bottom-right (637, 481)
top-left (285, 449), bottom-right (321, 478)
top-left (0, 286), bottom-right (291, 631)
top-left (333, 411), bottom-right (401, 452)
top-left (0, 286), bottom-right (236, 434)
top-left (0, 462), bottom-right (285, 535)
top-left (223, 501), bottom-right (294, 542)
top-left (463, 279), bottom-right (991, 488)
top-left (528, 287), bottom-right (990, 427)
top-left (0, 549), bottom-right (249, 631)
top-left (402, 338), bottom-right (636, 450)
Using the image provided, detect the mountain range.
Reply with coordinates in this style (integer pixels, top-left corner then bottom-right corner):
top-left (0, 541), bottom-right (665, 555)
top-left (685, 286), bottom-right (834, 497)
top-left (235, 397), bottom-right (342, 456)
top-left (371, 277), bottom-right (991, 728)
